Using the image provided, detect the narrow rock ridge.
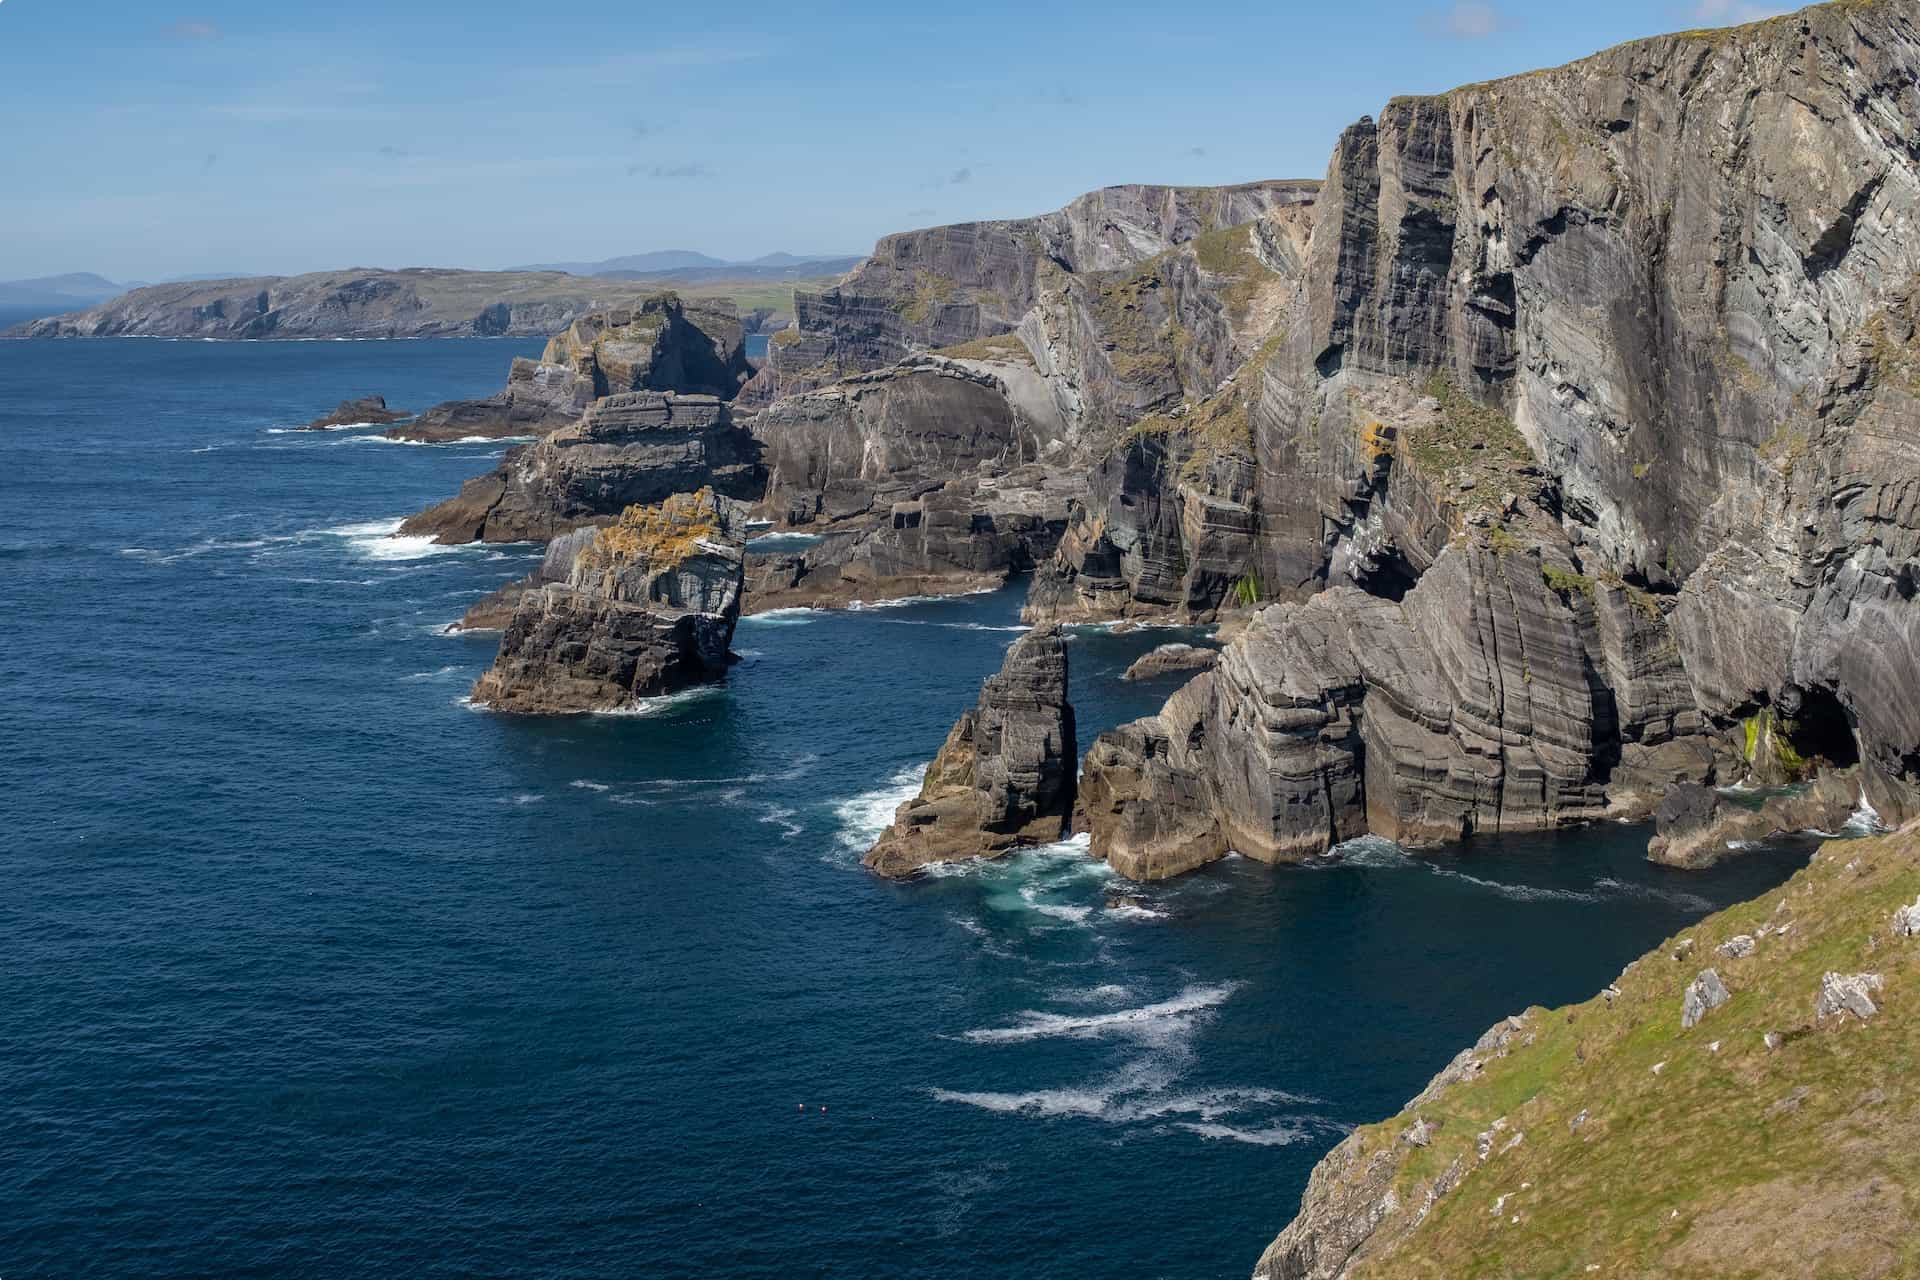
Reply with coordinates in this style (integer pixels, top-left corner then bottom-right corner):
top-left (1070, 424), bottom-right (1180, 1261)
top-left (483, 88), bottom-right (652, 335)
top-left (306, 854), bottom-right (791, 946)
top-left (469, 488), bottom-right (747, 714)
top-left (299, 396), bottom-right (408, 430)
top-left (864, 626), bottom-right (1077, 877)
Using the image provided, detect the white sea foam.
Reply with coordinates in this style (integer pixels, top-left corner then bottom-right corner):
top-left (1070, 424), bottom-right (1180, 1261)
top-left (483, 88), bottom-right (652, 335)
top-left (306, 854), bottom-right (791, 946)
top-left (399, 665), bottom-right (464, 683)
top-left (1844, 786), bottom-right (1885, 835)
top-left (570, 779), bottom-right (611, 792)
top-left (959, 984), bottom-right (1239, 1045)
top-left (739, 607), bottom-right (823, 626)
top-left (832, 765), bottom-right (927, 853)
top-left (1592, 877), bottom-right (1713, 912)
top-left (1441, 870), bottom-right (1599, 903)
top-left (590, 686), bottom-right (726, 718)
top-left (1176, 1120), bottom-right (1322, 1147)
top-left (759, 806), bottom-right (804, 839)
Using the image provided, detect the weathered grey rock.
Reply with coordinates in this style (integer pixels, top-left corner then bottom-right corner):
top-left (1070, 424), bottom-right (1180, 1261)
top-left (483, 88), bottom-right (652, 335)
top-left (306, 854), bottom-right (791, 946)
top-left (469, 489), bottom-right (746, 713)
top-left (451, 528), bottom-right (598, 632)
top-left (392, 296), bottom-right (750, 442)
top-left (1815, 970), bottom-right (1884, 1022)
top-left (864, 627), bottom-right (1077, 877)
top-left (1893, 895), bottom-right (1920, 938)
top-left (1122, 643), bottom-right (1219, 681)
top-left (1718, 934), bottom-right (1756, 960)
top-left (299, 395), bottom-right (408, 430)
top-left (400, 392), bottom-right (763, 544)
top-left (745, 355), bottom-right (1080, 608)
top-left (1681, 968), bottom-right (1731, 1030)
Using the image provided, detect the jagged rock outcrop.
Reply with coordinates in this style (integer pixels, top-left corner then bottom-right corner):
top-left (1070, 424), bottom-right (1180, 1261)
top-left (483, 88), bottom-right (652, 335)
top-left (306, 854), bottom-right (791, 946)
top-left (7, 269), bottom-right (713, 339)
top-left (451, 527), bottom-right (599, 631)
top-left (745, 352), bottom-right (1081, 608)
top-left (864, 627), bottom-right (1077, 877)
top-left (469, 489), bottom-right (746, 713)
top-left (299, 396), bottom-right (408, 430)
top-left (1084, 511), bottom-right (1718, 876)
top-left (1081, 3), bottom-right (1920, 872)
top-left (392, 296), bottom-right (750, 441)
top-left (748, 181), bottom-right (1317, 406)
top-left (400, 391), bottom-right (763, 544)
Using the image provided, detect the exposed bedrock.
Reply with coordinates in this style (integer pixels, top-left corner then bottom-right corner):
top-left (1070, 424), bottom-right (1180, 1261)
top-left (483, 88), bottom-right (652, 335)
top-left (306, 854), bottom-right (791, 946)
top-left (750, 180), bottom-right (1318, 404)
top-left (399, 392), bottom-right (764, 545)
top-left (469, 489), bottom-right (747, 714)
top-left (1083, 517), bottom-right (1720, 879)
top-left (744, 354), bottom-right (1081, 608)
top-left (392, 295), bottom-right (751, 442)
top-left (1081, 2), bottom-right (1920, 877)
top-left (864, 626), bottom-right (1077, 877)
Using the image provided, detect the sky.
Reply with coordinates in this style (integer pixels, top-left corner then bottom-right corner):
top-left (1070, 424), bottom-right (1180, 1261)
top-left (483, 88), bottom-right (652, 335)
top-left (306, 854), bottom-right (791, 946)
top-left (0, 0), bottom-right (1786, 282)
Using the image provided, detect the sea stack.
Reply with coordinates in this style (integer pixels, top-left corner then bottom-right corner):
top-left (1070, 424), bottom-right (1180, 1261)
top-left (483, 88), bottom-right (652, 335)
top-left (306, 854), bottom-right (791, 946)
top-left (469, 487), bottom-right (747, 713)
top-left (864, 626), bottom-right (1077, 877)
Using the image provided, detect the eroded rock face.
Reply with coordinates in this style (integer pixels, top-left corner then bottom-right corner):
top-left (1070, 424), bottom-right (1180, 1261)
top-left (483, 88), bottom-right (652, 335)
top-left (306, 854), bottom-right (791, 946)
top-left (864, 627), bottom-right (1077, 877)
top-left (751, 182), bottom-right (1317, 405)
top-left (469, 489), bottom-right (746, 713)
top-left (392, 296), bottom-right (751, 442)
top-left (745, 355), bottom-right (1080, 608)
top-left (400, 392), bottom-right (764, 544)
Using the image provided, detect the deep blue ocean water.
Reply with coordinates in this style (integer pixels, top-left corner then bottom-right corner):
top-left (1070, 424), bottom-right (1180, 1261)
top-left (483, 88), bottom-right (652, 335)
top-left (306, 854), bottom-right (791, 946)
top-left (0, 338), bottom-right (1813, 1278)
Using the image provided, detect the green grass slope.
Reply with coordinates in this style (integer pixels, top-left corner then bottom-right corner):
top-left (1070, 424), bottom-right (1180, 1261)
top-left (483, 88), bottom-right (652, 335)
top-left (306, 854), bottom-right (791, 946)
top-left (1257, 827), bottom-right (1920, 1279)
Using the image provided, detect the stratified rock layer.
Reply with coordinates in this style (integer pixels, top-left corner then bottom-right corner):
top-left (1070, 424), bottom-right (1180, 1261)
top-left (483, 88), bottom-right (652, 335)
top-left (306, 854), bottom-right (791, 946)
top-left (469, 489), bottom-right (746, 713)
top-left (864, 627), bottom-right (1077, 876)
top-left (392, 296), bottom-right (750, 441)
top-left (400, 392), bottom-right (763, 544)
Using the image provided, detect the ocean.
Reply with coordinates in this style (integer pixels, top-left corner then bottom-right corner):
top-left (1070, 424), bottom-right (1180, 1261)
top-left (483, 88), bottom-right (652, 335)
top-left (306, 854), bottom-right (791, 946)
top-left (0, 337), bottom-right (1812, 1278)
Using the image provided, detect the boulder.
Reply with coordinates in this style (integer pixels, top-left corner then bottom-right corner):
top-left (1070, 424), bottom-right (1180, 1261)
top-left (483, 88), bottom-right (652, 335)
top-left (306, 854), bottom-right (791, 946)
top-left (864, 627), bottom-right (1077, 877)
top-left (1681, 969), bottom-right (1731, 1030)
top-left (1815, 971), bottom-right (1884, 1022)
top-left (468, 489), bottom-right (746, 713)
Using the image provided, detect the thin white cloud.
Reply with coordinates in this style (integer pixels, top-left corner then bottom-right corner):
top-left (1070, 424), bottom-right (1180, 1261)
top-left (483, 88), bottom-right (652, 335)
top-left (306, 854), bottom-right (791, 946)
top-left (1425, 2), bottom-right (1513, 38)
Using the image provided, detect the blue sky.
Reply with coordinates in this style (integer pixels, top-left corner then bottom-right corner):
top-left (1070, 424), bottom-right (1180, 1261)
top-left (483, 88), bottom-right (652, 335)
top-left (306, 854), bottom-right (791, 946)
top-left (0, 0), bottom-right (1783, 281)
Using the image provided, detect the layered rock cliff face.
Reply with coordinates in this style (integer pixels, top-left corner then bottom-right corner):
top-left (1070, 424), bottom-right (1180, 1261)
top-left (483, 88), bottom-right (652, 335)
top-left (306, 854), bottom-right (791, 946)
top-left (392, 296), bottom-right (751, 441)
top-left (469, 489), bottom-right (746, 713)
top-left (1253, 823), bottom-right (1920, 1279)
top-left (748, 181), bottom-right (1315, 404)
top-left (7, 269), bottom-right (713, 340)
top-left (1083, 2), bottom-right (1920, 872)
top-left (865, 626), bottom-right (1077, 877)
top-left (744, 351), bottom-right (1081, 607)
top-left (400, 391), bottom-right (763, 544)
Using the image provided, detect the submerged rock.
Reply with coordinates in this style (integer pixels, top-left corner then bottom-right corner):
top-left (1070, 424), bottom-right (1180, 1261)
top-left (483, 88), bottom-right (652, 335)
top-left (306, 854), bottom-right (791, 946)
top-left (864, 627), bottom-right (1077, 877)
top-left (298, 395), bottom-right (408, 430)
top-left (468, 489), bottom-right (746, 713)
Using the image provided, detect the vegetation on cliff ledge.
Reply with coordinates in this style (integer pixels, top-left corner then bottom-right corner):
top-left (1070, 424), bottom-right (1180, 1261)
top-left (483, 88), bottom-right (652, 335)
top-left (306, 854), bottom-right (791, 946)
top-left (589, 488), bottom-right (723, 570)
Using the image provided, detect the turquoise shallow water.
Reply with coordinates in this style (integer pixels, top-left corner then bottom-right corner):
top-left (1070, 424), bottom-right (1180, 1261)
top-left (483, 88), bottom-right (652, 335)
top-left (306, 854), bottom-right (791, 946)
top-left (0, 338), bottom-right (1812, 1278)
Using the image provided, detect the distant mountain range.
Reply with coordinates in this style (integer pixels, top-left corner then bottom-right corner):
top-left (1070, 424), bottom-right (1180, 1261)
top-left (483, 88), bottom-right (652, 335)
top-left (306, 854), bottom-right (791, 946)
top-left (0, 273), bottom-right (134, 309)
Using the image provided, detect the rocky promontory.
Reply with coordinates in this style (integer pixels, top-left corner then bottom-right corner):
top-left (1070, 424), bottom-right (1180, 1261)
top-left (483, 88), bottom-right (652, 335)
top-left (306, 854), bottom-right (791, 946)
top-left (864, 626), bottom-right (1077, 877)
top-left (401, 391), bottom-right (763, 545)
top-left (468, 488), bottom-right (747, 713)
top-left (391, 296), bottom-right (751, 442)
top-left (299, 396), bottom-right (409, 430)
top-left (6, 269), bottom-right (726, 340)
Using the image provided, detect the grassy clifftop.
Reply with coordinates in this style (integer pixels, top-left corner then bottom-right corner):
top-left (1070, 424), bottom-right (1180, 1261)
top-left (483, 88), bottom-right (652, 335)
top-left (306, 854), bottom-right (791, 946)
top-left (1258, 826), bottom-right (1920, 1279)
